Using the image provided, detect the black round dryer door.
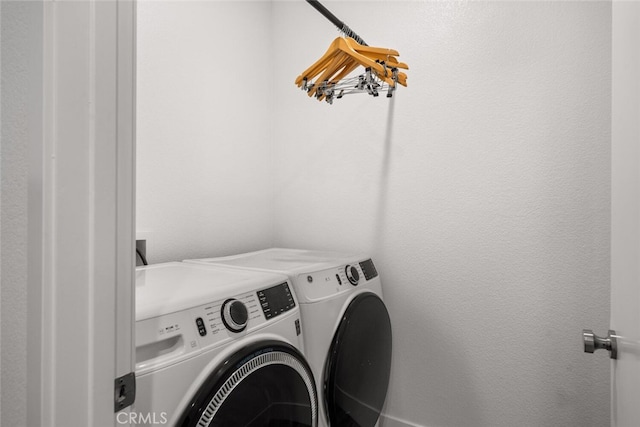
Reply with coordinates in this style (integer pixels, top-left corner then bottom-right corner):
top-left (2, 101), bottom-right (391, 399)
top-left (177, 341), bottom-right (317, 427)
top-left (324, 292), bottom-right (392, 427)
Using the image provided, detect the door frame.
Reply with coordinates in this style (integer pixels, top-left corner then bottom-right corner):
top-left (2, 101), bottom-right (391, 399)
top-left (610, 1), bottom-right (640, 426)
top-left (28, 1), bottom-right (136, 425)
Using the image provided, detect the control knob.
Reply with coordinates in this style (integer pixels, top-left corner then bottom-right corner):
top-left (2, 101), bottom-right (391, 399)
top-left (345, 265), bottom-right (360, 286)
top-left (221, 299), bottom-right (248, 333)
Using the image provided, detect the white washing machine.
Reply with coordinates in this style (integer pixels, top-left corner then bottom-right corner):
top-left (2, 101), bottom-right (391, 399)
top-left (134, 262), bottom-right (318, 427)
top-left (185, 248), bottom-right (392, 427)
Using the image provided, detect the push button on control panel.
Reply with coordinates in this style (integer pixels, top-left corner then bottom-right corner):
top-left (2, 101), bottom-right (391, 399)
top-left (195, 317), bottom-right (207, 336)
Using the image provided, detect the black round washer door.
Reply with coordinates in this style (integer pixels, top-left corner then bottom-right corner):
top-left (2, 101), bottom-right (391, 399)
top-left (324, 292), bottom-right (392, 427)
top-left (177, 341), bottom-right (317, 427)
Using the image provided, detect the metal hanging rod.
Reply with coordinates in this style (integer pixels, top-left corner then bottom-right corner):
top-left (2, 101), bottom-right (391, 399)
top-left (305, 0), bottom-right (368, 46)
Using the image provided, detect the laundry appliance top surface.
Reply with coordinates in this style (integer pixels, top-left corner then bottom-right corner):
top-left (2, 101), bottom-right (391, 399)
top-left (135, 262), bottom-right (291, 321)
top-left (190, 247), bottom-right (366, 275)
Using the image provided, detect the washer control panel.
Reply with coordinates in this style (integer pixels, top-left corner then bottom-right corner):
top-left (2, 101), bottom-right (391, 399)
top-left (135, 280), bottom-right (298, 374)
top-left (194, 291), bottom-right (262, 345)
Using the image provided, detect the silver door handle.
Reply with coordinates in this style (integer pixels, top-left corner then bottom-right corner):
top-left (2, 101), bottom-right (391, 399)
top-left (583, 329), bottom-right (617, 359)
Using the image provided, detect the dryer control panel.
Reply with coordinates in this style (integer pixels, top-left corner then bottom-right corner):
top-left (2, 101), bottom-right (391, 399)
top-left (297, 259), bottom-right (378, 302)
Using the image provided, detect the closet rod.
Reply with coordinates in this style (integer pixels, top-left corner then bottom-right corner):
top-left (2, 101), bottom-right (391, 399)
top-left (305, 0), bottom-right (368, 46)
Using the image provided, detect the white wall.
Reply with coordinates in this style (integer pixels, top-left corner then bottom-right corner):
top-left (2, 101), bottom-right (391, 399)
top-left (137, 1), bottom-right (612, 426)
top-left (136, 0), bottom-right (275, 263)
top-left (0, 2), bottom-right (43, 426)
top-left (271, 1), bottom-right (611, 426)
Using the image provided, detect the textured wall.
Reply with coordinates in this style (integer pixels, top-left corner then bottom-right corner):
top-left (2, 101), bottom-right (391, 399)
top-left (136, 0), bottom-right (274, 263)
top-left (0, 2), bottom-right (42, 426)
top-left (271, 2), bottom-right (611, 426)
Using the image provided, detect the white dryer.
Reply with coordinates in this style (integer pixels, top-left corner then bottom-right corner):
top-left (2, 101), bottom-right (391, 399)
top-left (134, 262), bottom-right (317, 427)
top-left (185, 248), bottom-right (392, 427)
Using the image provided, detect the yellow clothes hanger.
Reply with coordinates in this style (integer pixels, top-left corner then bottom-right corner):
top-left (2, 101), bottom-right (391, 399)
top-left (343, 37), bottom-right (409, 72)
top-left (344, 38), bottom-right (399, 59)
top-left (306, 52), bottom-right (357, 97)
top-left (299, 0), bottom-right (408, 103)
top-left (296, 37), bottom-right (398, 89)
top-left (295, 37), bottom-right (342, 87)
top-left (334, 37), bottom-right (394, 84)
top-left (308, 55), bottom-right (359, 100)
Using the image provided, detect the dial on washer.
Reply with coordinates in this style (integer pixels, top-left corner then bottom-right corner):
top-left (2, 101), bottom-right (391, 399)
top-left (221, 299), bottom-right (248, 333)
top-left (345, 265), bottom-right (360, 286)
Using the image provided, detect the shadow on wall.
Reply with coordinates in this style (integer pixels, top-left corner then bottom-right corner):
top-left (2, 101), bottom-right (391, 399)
top-left (373, 100), bottom-right (484, 427)
top-left (371, 95), bottom-right (395, 251)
